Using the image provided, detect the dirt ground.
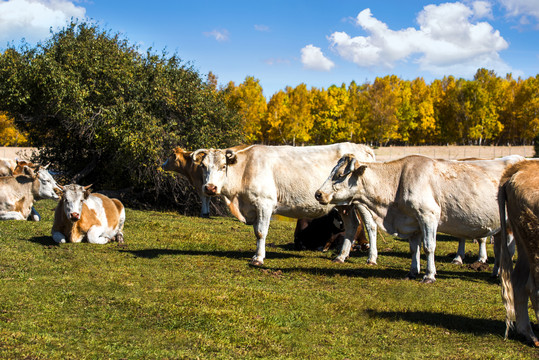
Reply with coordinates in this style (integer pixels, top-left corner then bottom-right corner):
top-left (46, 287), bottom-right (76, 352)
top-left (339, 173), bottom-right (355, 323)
top-left (0, 145), bottom-right (535, 161)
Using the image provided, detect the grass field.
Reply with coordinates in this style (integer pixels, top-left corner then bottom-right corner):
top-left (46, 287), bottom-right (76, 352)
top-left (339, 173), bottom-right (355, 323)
top-left (0, 200), bottom-right (537, 359)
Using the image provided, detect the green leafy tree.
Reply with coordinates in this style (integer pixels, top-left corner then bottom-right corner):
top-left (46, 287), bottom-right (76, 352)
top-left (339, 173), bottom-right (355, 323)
top-left (0, 21), bottom-right (242, 211)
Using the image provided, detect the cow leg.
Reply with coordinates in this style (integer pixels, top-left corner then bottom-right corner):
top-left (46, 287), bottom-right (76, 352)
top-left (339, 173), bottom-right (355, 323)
top-left (200, 194), bottom-right (210, 218)
top-left (28, 207), bottom-right (41, 221)
top-left (421, 221), bottom-right (438, 284)
top-left (333, 206), bottom-right (359, 263)
top-left (406, 235), bottom-right (421, 280)
top-left (477, 237), bottom-right (488, 263)
top-left (356, 205), bottom-right (377, 265)
top-left (86, 226), bottom-right (110, 244)
top-left (512, 245), bottom-right (539, 345)
top-left (52, 231), bottom-right (66, 244)
top-left (251, 207), bottom-right (272, 266)
top-left (0, 212), bottom-right (26, 221)
top-left (452, 238), bottom-right (466, 265)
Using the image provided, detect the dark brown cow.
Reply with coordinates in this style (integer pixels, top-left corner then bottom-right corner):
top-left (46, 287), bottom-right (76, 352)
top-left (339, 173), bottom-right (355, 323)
top-left (294, 209), bottom-right (369, 253)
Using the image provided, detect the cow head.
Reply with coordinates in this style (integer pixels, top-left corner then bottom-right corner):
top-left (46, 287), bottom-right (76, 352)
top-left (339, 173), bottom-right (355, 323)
top-left (34, 166), bottom-right (61, 200)
top-left (162, 147), bottom-right (191, 175)
top-left (59, 184), bottom-right (92, 222)
top-left (192, 148), bottom-right (236, 196)
top-left (315, 154), bottom-right (366, 206)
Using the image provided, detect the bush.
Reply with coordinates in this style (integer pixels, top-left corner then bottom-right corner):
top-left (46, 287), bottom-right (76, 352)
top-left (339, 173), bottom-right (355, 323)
top-left (0, 21), bottom-right (243, 213)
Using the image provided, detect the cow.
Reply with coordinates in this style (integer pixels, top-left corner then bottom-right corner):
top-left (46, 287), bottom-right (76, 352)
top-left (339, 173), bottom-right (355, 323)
top-left (0, 159), bottom-right (35, 177)
top-left (191, 142), bottom-right (377, 266)
top-left (315, 154), bottom-right (523, 283)
top-left (162, 145), bottom-right (248, 218)
top-left (294, 209), bottom-right (369, 252)
top-left (52, 184), bottom-right (125, 245)
top-left (498, 160), bottom-right (539, 347)
top-left (0, 165), bottom-right (60, 221)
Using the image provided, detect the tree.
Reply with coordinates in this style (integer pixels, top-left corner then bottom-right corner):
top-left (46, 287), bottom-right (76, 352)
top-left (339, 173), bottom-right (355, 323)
top-left (0, 21), bottom-right (243, 212)
top-left (365, 76), bottom-right (401, 146)
top-left (284, 84), bottom-right (314, 145)
top-left (311, 84), bottom-right (351, 144)
top-left (0, 112), bottom-right (28, 146)
top-left (222, 76), bottom-right (267, 143)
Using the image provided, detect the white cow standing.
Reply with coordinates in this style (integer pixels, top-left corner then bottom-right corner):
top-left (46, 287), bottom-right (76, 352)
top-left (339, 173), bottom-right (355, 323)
top-left (191, 143), bottom-right (377, 266)
top-left (0, 165), bottom-right (60, 221)
top-left (315, 154), bottom-right (522, 283)
top-left (52, 184), bottom-right (125, 244)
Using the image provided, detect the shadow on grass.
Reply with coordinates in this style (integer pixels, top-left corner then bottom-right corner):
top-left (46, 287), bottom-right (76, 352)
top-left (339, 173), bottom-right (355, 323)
top-left (28, 236), bottom-right (58, 246)
top-left (365, 309), bottom-right (505, 335)
top-left (120, 248), bottom-right (304, 261)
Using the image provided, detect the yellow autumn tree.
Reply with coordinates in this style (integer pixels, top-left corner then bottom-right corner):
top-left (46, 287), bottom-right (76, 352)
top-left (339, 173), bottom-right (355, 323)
top-left (222, 76), bottom-right (267, 143)
top-left (0, 112), bottom-right (28, 146)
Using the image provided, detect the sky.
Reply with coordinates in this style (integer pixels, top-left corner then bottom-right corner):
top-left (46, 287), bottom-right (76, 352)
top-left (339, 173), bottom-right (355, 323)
top-left (0, 0), bottom-right (538, 98)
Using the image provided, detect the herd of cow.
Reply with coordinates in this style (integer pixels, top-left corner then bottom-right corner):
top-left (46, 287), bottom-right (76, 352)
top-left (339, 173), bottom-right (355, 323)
top-left (1, 142), bottom-right (539, 346)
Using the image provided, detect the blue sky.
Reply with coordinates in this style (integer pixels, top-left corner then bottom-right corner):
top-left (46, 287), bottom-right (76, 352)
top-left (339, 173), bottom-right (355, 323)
top-left (0, 0), bottom-right (538, 98)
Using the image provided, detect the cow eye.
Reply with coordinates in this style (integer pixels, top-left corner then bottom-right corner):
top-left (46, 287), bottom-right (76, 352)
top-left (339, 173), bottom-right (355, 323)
top-left (221, 165), bottom-right (226, 170)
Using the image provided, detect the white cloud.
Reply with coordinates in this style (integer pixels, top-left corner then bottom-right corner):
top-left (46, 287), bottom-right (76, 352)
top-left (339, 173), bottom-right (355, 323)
top-left (471, 1), bottom-right (493, 19)
top-left (498, 0), bottom-right (539, 26)
top-left (254, 24), bottom-right (270, 32)
top-left (0, 0), bottom-right (86, 45)
top-left (203, 29), bottom-right (229, 42)
top-left (499, 0), bottom-right (539, 18)
top-left (300, 44), bottom-right (335, 71)
top-left (327, 3), bottom-right (511, 77)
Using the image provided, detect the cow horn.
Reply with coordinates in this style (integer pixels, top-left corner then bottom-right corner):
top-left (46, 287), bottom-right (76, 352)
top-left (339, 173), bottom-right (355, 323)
top-left (225, 150), bottom-right (237, 165)
top-left (192, 149), bottom-right (208, 164)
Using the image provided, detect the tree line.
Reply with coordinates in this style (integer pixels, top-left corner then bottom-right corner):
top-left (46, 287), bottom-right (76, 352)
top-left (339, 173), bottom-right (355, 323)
top-left (222, 71), bottom-right (539, 146)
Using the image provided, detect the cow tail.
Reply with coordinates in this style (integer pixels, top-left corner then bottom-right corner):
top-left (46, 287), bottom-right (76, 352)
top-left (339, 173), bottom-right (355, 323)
top-left (498, 182), bottom-right (515, 336)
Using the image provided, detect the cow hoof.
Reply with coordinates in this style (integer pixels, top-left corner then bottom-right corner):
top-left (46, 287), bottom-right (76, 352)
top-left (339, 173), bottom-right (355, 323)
top-left (332, 258), bottom-right (345, 264)
top-left (366, 260), bottom-right (377, 266)
top-left (533, 339), bottom-right (539, 348)
top-left (451, 259), bottom-right (463, 265)
top-left (404, 273), bottom-right (417, 280)
top-left (421, 277), bottom-right (436, 284)
top-left (250, 259), bottom-right (264, 267)
top-left (201, 213), bottom-right (210, 218)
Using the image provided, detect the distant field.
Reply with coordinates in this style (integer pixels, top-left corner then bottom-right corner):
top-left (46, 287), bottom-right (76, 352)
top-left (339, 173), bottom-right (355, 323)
top-left (0, 147), bottom-right (38, 160)
top-left (373, 145), bottom-right (534, 161)
top-left (1, 145), bottom-right (534, 162)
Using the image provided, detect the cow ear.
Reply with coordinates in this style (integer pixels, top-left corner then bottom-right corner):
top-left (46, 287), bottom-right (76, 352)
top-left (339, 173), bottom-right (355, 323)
top-left (225, 150), bottom-right (237, 165)
top-left (191, 149), bottom-right (208, 165)
top-left (353, 164), bottom-right (367, 177)
top-left (23, 165), bottom-right (36, 178)
top-left (84, 184), bottom-right (93, 198)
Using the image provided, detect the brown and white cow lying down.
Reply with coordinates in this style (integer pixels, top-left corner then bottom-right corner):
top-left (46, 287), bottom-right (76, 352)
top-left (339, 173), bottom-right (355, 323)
top-left (192, 142), bottom-right (377, 266)
top-left (0, 165), bottom-right (60, 221)
top-left (499, 160), bottom-right (539, 346)
top-left (315, 154), bottom-right (523, 283)
top-left (52, 184), bottom-right (125, 244)
top-left (162, 145), bottom-right (248, 218)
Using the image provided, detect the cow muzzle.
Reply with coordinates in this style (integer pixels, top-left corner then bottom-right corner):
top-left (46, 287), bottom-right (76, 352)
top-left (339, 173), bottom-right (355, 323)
top-left (69, 212), bottom-right (80, 222)
top-left (314, 190), bottom-right (331, 205)
top-left (204, 184), bottom-right (219, 196)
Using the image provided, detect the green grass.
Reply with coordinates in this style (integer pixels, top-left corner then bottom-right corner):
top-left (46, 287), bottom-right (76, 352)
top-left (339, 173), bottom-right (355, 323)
top-left (0, 199), bottom-right (536, 359)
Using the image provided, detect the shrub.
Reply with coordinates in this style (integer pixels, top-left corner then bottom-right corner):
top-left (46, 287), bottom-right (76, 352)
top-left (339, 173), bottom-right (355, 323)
top-left (0, 21), bottom-right (243, 213)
